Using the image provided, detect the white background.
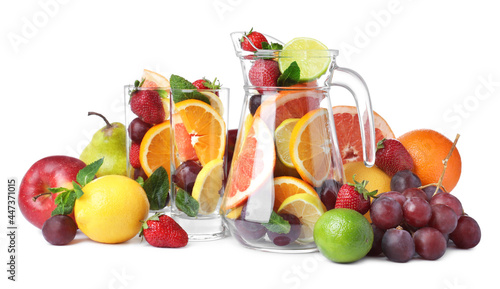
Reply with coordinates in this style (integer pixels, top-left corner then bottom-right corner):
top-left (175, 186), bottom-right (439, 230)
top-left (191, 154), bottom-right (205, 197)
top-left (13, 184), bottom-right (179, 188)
top-left (1, 0), bottom-right (499, 288)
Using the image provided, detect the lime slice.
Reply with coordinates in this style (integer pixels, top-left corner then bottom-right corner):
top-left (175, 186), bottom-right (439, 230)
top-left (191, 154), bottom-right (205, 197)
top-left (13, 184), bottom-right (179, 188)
top-left (192, 158), bottom-right (224, 215)
top-left (278, 37), bottom-right (330, 82)
top-left (278, 193), bottom-right (325, 243)
top-left (274, 118), bottom-right (299, 168)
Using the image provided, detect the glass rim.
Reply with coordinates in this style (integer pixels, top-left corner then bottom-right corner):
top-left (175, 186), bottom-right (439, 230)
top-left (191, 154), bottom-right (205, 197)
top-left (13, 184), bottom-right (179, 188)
top-left (124, 85), bottom-right (229, 92)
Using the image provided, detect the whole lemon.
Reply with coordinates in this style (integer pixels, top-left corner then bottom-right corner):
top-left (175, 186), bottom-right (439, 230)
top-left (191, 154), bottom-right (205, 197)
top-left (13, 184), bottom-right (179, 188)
top-left (314, 208), bottom-right (373, 263)
top-left (75, 175), bottom-right (149, 244)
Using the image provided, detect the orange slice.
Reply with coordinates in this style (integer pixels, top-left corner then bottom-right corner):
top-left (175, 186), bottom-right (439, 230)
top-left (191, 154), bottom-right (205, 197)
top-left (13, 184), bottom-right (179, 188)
top-left (174, 99), bottom-right (226, 166)
top-left (139, 120), bottom-right (172, 177)
top-left (222, 117), bottom-right (276, 210)
top-left (255, 89), bottom-right (324, 129)
top-left (332, 105), bottom-right (394, 164)
top-left (278, 193), bottom-right (325, 243)
top-left (273, 176), bottom-right (321, 212)
top-left (290, 108), bottom-right (333, 187)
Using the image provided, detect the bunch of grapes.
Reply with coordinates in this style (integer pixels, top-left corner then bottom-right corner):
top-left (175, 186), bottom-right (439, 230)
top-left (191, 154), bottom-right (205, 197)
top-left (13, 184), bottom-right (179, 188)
top-left (368, 170), bottom-right (481, 262)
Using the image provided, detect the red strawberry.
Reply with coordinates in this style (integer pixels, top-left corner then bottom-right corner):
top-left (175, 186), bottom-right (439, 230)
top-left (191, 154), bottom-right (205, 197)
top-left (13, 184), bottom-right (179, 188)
top-left (241, 28), bottom-right (268, 51)
top-left (192, 77), bottom-right (221, 96)
top-left (130, 80), bottom-right (165, 125)
top-left (334, 177), bottom-right (377, 215)
top-left (248, 59), bottom-right (280, 88)
top-left (375, 138), bottom-right (414, 177)
top-left (139, 213), bottom-right (188, 248)
top-left (129, 142), bottom-right (141, 169)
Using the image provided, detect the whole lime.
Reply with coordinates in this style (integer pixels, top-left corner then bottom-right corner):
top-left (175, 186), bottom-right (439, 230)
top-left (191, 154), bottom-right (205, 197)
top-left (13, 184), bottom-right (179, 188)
top-left (314, 208), bottom-right (373, 263)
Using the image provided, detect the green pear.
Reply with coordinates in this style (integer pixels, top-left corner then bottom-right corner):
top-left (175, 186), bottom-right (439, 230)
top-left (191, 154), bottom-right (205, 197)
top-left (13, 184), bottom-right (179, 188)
top-left (80, 112), bottom-right (127, 177)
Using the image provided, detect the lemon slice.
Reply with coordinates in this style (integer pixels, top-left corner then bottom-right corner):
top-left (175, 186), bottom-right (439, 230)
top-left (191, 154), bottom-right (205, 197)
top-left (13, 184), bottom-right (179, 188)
top-left (274, 118), bottom-right (299, 168)
top-left (278, 193), bottom-right (325, 243)
top-left (192, 158), bottom-right (224, 215)
top-left (200, 91), bottom-right (224, 116)
top-left (278, 37), bottom-right (330, 82)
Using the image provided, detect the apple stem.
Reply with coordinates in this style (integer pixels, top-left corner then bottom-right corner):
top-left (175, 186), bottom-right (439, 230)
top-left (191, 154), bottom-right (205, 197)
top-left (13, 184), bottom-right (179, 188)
top-left (32, 192), bottom-right (52, 202)
top-left (433, 133), bottom-right (460, 196)
top-left (88, 112), bottom-right (112, 128)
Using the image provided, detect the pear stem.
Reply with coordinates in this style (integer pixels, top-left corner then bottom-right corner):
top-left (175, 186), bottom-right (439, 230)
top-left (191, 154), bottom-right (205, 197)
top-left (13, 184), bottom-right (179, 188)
top-left (88, 112), bottom-right (112, 128)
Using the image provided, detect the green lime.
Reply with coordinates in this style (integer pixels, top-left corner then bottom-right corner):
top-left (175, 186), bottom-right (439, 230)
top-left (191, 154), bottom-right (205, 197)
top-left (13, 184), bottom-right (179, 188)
top-left (278, 37), bottom-right (331, 82)
top-left (313, 208), bottom-right (373, 263)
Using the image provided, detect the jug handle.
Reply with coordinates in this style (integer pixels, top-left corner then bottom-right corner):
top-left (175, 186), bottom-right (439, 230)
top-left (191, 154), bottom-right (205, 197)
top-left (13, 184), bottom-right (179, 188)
top-left (330, 65), bottom-right (376, 167)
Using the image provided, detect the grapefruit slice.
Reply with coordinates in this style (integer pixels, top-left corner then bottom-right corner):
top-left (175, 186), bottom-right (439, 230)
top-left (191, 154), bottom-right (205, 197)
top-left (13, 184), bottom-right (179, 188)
top-left (332, 105), bottom-right (395, 164)
top-left (174, 99), bottom-right (226, 166)
top-left (290, 108), bottom-right (333, 187)
top-left (255, 89), bottom-right (324, 129)
top-left (222, 117), bottom-right (276, 210)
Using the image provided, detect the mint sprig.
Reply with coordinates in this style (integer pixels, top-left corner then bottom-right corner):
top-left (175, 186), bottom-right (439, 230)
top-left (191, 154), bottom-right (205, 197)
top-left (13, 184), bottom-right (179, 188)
top-left (49, 158), bottom-right (104, 216)
top-left (142, 166), bottom-right (169, 210)
top-left (277, 61), bottom-right (300, 87)
top-left (175, 188), bottom-right (199, 217)
top-left (261, 211), bottom-right (291, 234)
top-left (169, 74), bottom-right (210, 104)
top-left (261, 42), bottom-right (283, 51)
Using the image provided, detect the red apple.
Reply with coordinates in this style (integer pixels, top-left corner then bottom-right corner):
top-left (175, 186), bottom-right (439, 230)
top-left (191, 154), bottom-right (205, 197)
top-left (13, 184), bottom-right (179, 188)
top-left (19, 155), bottom-right (86, 229)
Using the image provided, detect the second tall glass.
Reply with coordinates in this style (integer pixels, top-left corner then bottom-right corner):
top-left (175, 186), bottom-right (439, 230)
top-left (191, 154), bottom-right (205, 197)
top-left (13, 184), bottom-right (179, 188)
top-left (169, 88), bottom-right (229, 241)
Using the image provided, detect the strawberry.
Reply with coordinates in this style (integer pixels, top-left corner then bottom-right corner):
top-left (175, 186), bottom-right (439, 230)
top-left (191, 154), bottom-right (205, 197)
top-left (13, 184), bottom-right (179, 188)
top-left (129, 80), bottom-right (166, 125)
top-left (375, 138), bottom-right (414, 177)
top-left (129, 142), bottom-right (141, 169)
top-left (241, 28), bottom-right (268, 51)
top-left (248, 59), bottom-right (280, 88)
top-left (334, 177), bottom-right (377, 215)
top-left (192, 77), bottom-right (221, 96)
top-left (139, 213), bottom-right (188, 248)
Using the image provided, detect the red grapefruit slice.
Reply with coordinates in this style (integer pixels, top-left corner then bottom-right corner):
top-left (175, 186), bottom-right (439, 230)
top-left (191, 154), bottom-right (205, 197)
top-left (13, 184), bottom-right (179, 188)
top-left (332, 105), bottom-right (395, 164)
top-left (255, 89), bottom-right (325, 129)
top-left (222, 117), bottom-right (276, 210)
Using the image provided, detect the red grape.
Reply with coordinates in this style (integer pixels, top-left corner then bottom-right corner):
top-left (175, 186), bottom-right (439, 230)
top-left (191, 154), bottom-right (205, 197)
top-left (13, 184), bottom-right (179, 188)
top-left (414, 227), bottom-right (447, 260)
top-left (42, 215), bottom-right (77, 245)
top-left (367, 224), bottom-right (385, 256)
top-left (382, 228), bottom-right (415, 262)
top-left (370, 197), bottom-right (403, 230)
top-left (172, 160), bottom-right (202, 193)
top-left (449, 215), bottom-right (481, 249)
top-left (403, 197), bottom-right (432, 228)
top-left (318, 179), bottom-right (341, 211)
top-left (390, 170), bottom-right (421, 192)
top-left (128, 117), bottom-right (153, 143)
top-left (378, 191), bottom-right (406, 207)
top-left (430, 192), bottom-right (463, 216)
top-left (402, 187), bottom-right (428, 201)
top-left (429, 204), bottom-right (458, 235)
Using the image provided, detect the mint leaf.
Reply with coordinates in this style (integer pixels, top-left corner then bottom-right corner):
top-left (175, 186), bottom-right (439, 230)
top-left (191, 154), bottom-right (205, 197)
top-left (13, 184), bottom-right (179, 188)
top-left (261, 211), bottom-right (291, 234)
top-left (277, 61), bottom-right (300, 87)
top-left (52, 190), bottom-right (77, 216)
top-left (175, 188), bottom-right (199, 217)
top-left (261, 42), bottom-right (283, 50)
top-left (76, 157), bottom-right (103, 187)
top-left (169, 74), bottom-right (210, 104)
top-left (143, 167), bottom-right (170, 210)
top-left (50, 159), bottom-right (103, 216)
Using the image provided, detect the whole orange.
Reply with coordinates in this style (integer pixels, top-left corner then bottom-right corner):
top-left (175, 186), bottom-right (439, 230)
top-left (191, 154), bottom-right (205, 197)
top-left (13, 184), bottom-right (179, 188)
top-left (398, 129), bottom-right (461, 192)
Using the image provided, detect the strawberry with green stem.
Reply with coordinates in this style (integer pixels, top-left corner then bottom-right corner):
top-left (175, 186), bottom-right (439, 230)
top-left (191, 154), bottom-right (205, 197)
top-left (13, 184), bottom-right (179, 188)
top-left (139, 212), bottom-right (188, 248)
top-left (334, 176), bottom-right (378, 215)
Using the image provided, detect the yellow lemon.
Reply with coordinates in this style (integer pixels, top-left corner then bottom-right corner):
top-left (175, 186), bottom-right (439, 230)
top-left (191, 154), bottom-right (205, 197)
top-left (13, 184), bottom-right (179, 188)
top-left (343, 161), bottom-right (391, 222)
top-left (75, 175), bottom-right (149, 244)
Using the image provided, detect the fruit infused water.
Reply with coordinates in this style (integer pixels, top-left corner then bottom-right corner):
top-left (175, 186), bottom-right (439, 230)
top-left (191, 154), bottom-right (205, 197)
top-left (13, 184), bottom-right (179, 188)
top-left (169, 77), bottom-right (229, 241)
top-left (221, 30), bottom-right (377, 252)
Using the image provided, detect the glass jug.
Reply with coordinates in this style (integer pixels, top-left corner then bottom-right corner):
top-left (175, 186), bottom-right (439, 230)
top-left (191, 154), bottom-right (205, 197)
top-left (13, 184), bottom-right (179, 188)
top-left (220, 32), bottom-right (376, 252)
